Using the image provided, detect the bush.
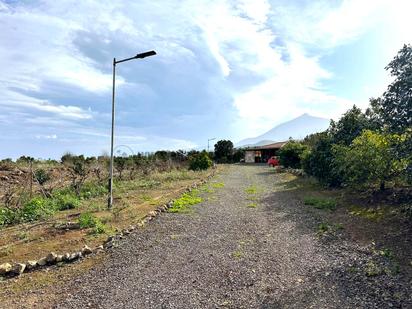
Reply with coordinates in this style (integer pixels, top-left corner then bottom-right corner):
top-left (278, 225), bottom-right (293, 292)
top-left (20, 197), bottom-right (55, 222)
top-left (78, 212), bottom-right (106, 234)
top-left (53, 192), bottom-right (80, 210)
top-left (189, 151), bottom-right (212, 171)
top-left (301, 133), bottom-right (343, 187)
top-left (278, 140), bottom-right (308, 168)
top-left (0, 207), bottom-right (18, 226)
top-left (333, 130), bottom-right (408, 190)
top-left (34, 169), bottom-right (51, 186)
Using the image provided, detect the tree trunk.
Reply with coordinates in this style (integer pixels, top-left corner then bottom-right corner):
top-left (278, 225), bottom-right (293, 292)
top-left (380, 180), bottom-right (385, 191)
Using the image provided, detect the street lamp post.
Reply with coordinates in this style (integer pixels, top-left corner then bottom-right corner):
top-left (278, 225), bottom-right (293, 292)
top-left (207, 137), bottom-right (216, 153)
top-left (108, 50), bottom-right (156, 209)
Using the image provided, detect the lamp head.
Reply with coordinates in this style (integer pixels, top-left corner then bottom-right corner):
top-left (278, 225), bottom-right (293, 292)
top-left (135, 50), bottom-right (157, 59)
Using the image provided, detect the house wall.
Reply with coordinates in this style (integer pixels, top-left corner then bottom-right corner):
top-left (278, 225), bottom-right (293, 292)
top-left (244, 148), bottom-right (280, 163)
top-left (245, 151), bottom-right (255, 163)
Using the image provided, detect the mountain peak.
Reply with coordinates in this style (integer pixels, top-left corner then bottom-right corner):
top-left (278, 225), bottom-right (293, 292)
top-left (236, 113), bottom-right (330, 147)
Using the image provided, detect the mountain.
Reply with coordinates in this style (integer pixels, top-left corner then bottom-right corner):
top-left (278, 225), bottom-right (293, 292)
top-left (236, 113), bottom-right (330, 147)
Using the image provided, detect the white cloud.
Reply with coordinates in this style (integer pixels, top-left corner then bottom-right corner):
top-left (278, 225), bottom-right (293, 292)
top-left (195, 0), bottom-right (412, 138)
top-left (1, 90), bottom-right (92, 119)
top-left (35, 134), bottom-right (57, 139)
top-left (2, 0), bottom-right (412, 154)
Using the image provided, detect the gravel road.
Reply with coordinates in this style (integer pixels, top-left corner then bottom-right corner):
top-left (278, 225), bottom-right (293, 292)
top-left (53, 165), bottom-right (411, 308)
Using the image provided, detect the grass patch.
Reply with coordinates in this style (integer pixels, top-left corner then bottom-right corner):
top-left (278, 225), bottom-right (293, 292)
top-left (232, 250), bottom-right (243, 259)
top-left (317, 222), bottom-right (330, 234)
top-left (304, 196), bottom-right (337, 210)
top-left (317, 222), bottom-right (343, 235)
top-left (168, 190), bottom-right (202, 213)
top-left (245, 185), bottom-right (258, 194)
top-left (247, 202), bottom-right (257, 208)
top-left (211, 182), bottom-right (225, 188)
top-left (349, 205), bottom-right (390, 221)
top-left (79, 182), bottom-right (108, 199)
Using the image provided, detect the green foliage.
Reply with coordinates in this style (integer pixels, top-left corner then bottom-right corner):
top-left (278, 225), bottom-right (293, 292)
top-left (278, 140), bottom-right (308, 168)
top-left (317, 222), bottom-right (330, 234)
top-left (63, 155), bottom-right (90, 196)
top-left (211, 182), bottom-right (224, 188)
top-left (232, 148), bottom-right (245, 163)
top-left (332, 130), bottom-right (408, 190)
top-left (329, 105), bottom-right (376, 145)
top-left (214, 140), bottom-right (234, 163)
top-left (365, 260), bottom-right (382, 277)
top-left (52, 192), bottom-right (80, 210)
top-left (373, 44), bottom-right (412, 133)
top-left (168, 190), bottom-right (202, 213)
top-left (20, 197), bottom-right (55, 222)
top-left (16, 156), bottom-right (34, 164)
top-left (34, 168), bottom-right (51, 186)
top-left (80, 182), bottom-right (108, 199)
top-left (316, 222), bottom-right (343, 235)
top-left (304, 196), bottom-right (336, 210)
top-left (0, 207), bottom-right (17, 226)
top-left (301, 133), bottom-right (343, 187)
top-left (245, 185), bottom-right (258, 194)
top-left (349, 205), bottom-right (390, 221)
top-left (78, 212), bottom-right (106, 234)
top-left (189, 151), bottom-right (212, 171)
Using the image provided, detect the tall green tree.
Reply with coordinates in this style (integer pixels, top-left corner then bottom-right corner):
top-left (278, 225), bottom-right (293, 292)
top-left (329, 105), bottom-right (375, 145)
top-left (371, 44), bottom-right (412, 133)
top-left (214, 140), bottom-right (234, 163)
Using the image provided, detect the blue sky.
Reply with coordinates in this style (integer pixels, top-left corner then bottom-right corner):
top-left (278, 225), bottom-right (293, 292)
top-left (0, 0), bottom-right (411, 159)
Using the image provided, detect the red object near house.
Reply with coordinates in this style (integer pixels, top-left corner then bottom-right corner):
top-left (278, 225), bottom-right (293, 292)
top-left (267, 156), bottom-right (279, 167)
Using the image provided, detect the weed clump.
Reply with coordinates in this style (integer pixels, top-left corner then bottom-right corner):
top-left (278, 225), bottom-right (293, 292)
top-left (349, 205), bottom-right (390, 221)
top-left (245, 185), bottom-right (258, 194)
top-left (304, 196), bottom-right (337, 210)
top-left (78, 212), bottom-right (106, 234)
top-left (168, 190), bottom-right (202, 213)
top-left (316, 222), bottom-right (343, 235)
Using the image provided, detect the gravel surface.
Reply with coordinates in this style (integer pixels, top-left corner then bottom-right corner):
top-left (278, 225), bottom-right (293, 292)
top-left (52, 165), bottom-right (411, 308)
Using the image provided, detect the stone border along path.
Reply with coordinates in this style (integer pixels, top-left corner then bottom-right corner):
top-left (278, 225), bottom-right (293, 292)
top-left (7, 165), bottom-right (412, 308)
top-left (0, 171), bottom-right (216, 279)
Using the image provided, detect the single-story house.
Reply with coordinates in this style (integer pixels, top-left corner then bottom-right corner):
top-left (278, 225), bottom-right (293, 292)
top-left (244, 141), bottom-right (287, 163)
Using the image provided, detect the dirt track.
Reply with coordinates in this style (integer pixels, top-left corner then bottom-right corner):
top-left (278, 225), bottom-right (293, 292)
top-left (48, 165), bottom-right (411, 308)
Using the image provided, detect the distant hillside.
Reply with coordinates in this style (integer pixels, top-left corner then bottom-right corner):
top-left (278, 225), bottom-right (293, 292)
top-left (236, 113), bottom-right (330, 147)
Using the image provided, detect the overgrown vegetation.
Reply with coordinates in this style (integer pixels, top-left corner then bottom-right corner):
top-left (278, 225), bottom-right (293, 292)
top-left (0, 150), bottom-right (214, 228)
top-left (280, 45), bottom-right (412, 196)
